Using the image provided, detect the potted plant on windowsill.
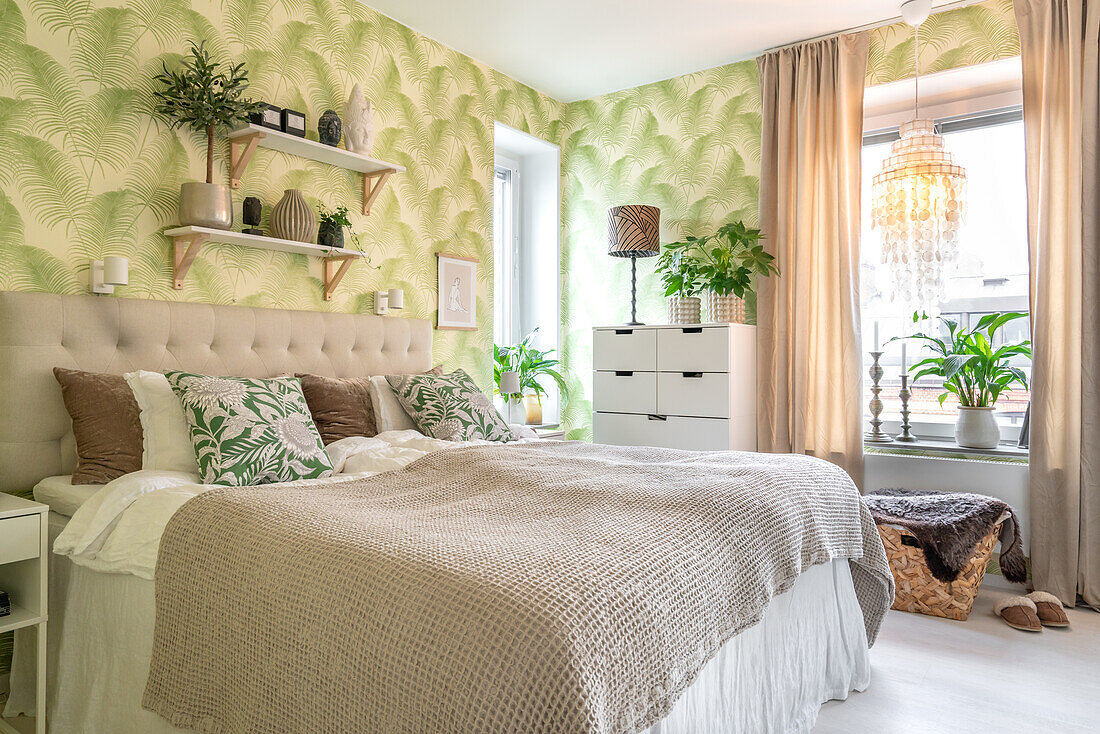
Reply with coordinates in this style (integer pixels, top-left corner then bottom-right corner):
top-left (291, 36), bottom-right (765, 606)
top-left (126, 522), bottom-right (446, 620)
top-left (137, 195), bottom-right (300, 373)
top-left (153, 41), bottom-right (265, 230)
top-left (655, 239), bottom-right (704, 324)
top-left (493, 329), bottom-right (568, 425)
top-left (897, 311), bottom-right (1031, 449)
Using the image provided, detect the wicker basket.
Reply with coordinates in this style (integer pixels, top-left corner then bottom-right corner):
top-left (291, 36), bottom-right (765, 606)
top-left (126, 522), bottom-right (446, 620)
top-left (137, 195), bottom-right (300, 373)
top-left (876, 521), bottom-right (1001, 621)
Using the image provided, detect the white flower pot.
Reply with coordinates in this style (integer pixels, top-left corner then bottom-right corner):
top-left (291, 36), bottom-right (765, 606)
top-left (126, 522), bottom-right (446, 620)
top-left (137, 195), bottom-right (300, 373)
top-left (955, 406), bottom-right (1000, 449)
top-left (667, 296), bottom-right (701, 324)
top-left (707, 291), bottom-right (746, 323)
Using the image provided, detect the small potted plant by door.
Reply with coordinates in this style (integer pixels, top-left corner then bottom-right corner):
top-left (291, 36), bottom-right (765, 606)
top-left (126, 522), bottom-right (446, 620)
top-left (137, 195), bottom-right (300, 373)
top-left (153, 41), bottom-right (265, 230)
top-left (317, 205), bottom-right (351, 249)
top-left (655, 238), bottom-right (704, 324)
top-left (493, 329), bottom-right (568, 425)
top-left (899, 311), bottom-right (1031, 449)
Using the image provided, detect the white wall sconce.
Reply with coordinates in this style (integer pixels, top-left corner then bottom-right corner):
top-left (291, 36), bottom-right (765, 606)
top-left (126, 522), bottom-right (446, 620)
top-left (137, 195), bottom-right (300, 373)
top-left (374, 288), bottom-right (404, 315)
top-left (91, 256), bottom-right (128, 295)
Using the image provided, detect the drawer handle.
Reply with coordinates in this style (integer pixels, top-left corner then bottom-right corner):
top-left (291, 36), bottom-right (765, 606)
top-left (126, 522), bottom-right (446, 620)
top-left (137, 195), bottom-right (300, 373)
top-left (614, 328), bottom-right (634, 335)
top-left (614, 370), bottom-right (634, 377)
top-left (682, 372), bottom-right (703, 378)
top-left (681, 327), bottom-right (703, 334)
top-left (647, 414), bottom-right (667, 421)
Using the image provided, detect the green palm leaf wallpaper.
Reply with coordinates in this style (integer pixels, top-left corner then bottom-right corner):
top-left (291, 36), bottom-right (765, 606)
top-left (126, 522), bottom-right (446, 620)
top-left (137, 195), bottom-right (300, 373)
top-left (0, 0), bottom-right (564, 391)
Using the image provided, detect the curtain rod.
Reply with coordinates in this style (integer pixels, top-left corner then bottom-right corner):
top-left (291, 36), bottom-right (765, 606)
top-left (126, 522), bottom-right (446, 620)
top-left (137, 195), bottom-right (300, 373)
top-left (762, 0), bottom-right (991, 55)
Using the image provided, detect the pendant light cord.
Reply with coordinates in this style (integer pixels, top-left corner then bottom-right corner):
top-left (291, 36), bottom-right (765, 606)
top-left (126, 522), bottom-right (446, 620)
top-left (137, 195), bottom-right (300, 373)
top-left (913, 20), bottom-right (920, 118)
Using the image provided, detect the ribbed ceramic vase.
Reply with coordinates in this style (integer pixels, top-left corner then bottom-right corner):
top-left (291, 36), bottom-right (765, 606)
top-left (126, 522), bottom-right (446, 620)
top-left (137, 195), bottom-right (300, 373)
top-left (667, 296), bottom-right (701, 324)
top-left (270, 189), bottom-right (316, 243)
top-left (707, 291), bottom-right (746, 324)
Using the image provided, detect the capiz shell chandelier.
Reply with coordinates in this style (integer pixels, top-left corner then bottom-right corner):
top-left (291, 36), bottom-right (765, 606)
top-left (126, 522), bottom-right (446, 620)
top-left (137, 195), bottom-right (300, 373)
top-left (872, 119), bottom-right (966, 309)
top-left (871, 0), bottom-right (966, 313)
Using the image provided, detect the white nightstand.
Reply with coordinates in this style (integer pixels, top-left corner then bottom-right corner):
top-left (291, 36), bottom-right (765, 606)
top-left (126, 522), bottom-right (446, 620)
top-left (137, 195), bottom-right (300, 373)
top-left (0, 495), bottom-right (48, 734)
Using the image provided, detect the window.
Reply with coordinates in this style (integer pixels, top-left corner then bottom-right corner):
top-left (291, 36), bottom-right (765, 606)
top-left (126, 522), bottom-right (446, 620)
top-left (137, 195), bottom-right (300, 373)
top-left (493, 124), bottom-right (562, 423)
top-left (861, 108), bottom-right (1030, 440)
top-left (493, 161), bottom-right (518, 348)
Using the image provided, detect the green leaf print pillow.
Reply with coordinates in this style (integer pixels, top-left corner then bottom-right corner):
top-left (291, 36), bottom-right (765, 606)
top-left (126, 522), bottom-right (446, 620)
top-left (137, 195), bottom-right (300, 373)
top-left (386, 369), bottom-right (512, 442)
top-left (165, 371), bottom-right (333, 486)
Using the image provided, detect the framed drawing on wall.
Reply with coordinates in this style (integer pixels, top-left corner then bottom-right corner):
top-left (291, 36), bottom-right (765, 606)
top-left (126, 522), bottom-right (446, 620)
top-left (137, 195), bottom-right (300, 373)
top-left (436, 253), bottom-right (478, 330)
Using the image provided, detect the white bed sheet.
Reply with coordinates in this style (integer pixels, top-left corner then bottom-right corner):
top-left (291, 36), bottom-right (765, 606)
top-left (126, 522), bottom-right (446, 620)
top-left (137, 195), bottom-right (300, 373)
top-left (31, 475), bottom-right (101, 518)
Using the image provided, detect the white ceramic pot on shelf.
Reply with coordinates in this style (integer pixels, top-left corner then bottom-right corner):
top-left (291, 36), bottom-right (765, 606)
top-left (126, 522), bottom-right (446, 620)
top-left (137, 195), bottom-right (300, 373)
top-left (667, 296), bottom-right (701, 324)
top-left (955, 406), bottom-right (1000, 448)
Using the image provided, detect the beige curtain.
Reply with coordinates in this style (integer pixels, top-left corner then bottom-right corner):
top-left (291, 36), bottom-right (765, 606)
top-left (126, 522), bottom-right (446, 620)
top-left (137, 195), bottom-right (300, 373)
top-left (1015, 0), bottom-right (1099, 606)
top-left (757, 34), bottom-right (870, 485)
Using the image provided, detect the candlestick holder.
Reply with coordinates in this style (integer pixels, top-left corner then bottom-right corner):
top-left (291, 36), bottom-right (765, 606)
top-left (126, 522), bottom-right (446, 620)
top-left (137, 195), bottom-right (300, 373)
top-left (895, 373), bottom-right (916, 442)
top-left (865, 351), bottom-right (893, 443)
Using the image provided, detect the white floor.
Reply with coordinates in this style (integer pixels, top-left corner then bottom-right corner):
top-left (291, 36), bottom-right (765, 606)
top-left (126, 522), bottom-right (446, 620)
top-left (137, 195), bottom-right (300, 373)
top-left (815, 587), bottom-right (1100, 733)
top-left (4, 587), bottom-right (1097, 734)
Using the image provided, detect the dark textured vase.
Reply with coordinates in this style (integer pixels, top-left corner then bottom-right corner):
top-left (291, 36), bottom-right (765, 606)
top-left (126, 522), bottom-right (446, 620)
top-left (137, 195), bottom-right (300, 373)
top-left (318, 110), bottom-right (342, 147)
top-left (317, 221), bottom-right (344, 249)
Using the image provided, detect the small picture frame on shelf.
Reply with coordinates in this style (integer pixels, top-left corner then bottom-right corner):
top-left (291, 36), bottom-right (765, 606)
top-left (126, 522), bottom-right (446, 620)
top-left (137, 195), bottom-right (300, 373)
top-left (281, 108), bottom-right (306, 137)
top-left (250, 103), bottom-right (282, 131)
top-left (436, 253), bottom-right (478, 331)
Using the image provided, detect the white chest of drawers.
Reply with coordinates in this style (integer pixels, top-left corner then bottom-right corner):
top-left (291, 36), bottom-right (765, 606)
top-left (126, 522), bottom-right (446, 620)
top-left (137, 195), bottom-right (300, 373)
top-left (591, 324), bottom-right (756, 451)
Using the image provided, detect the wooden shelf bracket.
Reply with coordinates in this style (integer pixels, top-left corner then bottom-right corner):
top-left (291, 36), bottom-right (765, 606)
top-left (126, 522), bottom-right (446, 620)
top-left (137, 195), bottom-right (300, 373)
top-left (229, 131), bottom-right (266, 189)
top-left (172, 232), bottom-right (208, 289)
top-left (323, 255), bottom-right (357, 301)
top-left (362, 169), bottom-right (396, 216)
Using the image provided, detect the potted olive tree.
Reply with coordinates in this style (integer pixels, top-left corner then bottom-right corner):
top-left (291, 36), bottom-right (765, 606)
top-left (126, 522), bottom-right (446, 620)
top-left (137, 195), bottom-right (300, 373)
top-left (153, 41), bottom-right (264, 229)
top-left (899, 311), bottom-right (1031, 448)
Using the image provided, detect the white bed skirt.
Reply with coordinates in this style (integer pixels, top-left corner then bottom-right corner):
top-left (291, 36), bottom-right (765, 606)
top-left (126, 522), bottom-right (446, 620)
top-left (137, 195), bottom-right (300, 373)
top-left (8, 518), bottom-right (869, 734)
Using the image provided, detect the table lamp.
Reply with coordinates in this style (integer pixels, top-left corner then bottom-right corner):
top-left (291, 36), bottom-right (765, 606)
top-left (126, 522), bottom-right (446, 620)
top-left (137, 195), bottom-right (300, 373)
top-left (607, 205), bottom-right (660, 325)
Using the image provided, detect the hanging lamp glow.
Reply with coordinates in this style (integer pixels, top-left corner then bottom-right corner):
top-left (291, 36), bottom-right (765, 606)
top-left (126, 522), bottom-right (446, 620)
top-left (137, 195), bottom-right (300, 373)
top-left (872, 0), bottom-right (966, 313)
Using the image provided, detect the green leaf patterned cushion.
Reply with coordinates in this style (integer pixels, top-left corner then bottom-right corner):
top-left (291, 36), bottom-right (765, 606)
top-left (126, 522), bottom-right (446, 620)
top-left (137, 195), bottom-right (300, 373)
top-left (386, 370), bottom-right (512, 442)
top-left (165, 371), bottom-right (334, 486)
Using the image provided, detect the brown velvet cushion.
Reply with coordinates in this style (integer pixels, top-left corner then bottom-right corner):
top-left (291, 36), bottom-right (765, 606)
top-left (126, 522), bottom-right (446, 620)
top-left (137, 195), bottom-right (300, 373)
top-left (296, 374), bottom-right (376, 445)
top-left (53, 367), bottom-right (143, 484)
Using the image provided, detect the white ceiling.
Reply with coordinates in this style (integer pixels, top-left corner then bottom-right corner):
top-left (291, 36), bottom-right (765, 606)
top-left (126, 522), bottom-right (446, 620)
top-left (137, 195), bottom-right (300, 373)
top-left (366, 0), bottom-right (960, 102)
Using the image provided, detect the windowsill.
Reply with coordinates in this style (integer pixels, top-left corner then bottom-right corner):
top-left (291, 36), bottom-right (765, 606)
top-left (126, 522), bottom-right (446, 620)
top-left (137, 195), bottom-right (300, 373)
top-left (865, 437), bottom-right (1028, 464)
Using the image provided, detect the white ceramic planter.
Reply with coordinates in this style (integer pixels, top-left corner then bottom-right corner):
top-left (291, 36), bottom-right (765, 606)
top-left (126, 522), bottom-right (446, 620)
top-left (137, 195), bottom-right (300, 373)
top-left (707, 291), bottom-right (746, 323)
top-left (667, 296), bottom-right (701, 324)
top-left (955, 406), bottom-right (1000, 448)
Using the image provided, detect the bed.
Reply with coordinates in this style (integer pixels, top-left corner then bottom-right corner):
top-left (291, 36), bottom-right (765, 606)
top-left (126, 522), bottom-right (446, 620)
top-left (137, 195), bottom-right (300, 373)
top-left (0, 291), bottom-right (891, 733)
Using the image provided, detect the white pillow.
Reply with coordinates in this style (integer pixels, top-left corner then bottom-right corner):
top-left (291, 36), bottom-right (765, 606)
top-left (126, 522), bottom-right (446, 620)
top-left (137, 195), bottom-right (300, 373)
top-left (368, 375), bottom-right (419, 432)
top-left (124, 370), bottom-right (200, 474)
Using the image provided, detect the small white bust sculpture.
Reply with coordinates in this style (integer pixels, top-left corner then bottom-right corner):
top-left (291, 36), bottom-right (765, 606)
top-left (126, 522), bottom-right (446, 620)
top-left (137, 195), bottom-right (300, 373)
top-left (343, 83), bottom-right (374, 155)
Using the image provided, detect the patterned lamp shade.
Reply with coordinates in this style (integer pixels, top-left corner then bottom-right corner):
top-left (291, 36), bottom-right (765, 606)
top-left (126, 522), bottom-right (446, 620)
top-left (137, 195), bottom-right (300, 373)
top-left (607, 205), bottom-right (660, 258)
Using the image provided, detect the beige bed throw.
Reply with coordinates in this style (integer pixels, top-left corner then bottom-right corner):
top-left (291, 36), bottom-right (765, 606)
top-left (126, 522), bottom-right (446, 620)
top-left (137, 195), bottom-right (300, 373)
top-left (143, 442), bottom-right (893, 734)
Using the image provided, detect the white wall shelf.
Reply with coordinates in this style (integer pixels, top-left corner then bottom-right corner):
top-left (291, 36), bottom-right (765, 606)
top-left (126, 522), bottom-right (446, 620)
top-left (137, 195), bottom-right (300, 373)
top-left (165, 226), bottom-right (365, 301)
top-left (227, 124), bottom-right (405, 215)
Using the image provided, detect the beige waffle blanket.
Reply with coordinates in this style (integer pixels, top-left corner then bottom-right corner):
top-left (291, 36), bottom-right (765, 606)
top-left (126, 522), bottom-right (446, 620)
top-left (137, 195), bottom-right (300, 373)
top-left (143, 442), bottom-right (893, 734)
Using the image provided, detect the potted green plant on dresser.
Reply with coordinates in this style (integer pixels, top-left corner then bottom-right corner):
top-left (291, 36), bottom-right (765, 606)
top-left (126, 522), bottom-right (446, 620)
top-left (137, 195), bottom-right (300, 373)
top-left (153, 41), bottom-right (265, 230)
top-left (898, 311), bottom-right (1032, 448)
top-left (662, 221), bottom-right (779, 324)
top-left (655, 238), bottom-right (704, 324)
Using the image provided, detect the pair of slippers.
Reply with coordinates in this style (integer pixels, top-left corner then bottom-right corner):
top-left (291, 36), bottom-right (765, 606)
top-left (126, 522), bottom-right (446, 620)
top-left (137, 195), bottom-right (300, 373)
top-left (994, 591), bottom-right (1070, 631)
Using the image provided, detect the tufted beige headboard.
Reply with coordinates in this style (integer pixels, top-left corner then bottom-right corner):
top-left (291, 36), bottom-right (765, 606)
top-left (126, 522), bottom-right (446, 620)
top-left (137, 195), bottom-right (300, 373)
top-left (0, 291), bottom-right (434, 496)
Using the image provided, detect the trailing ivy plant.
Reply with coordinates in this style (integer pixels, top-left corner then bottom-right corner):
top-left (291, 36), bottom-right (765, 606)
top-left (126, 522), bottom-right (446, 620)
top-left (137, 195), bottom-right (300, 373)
top-left (659, 221), bottom-right (778, 299)
top-left (317, 205), bottom-right (352, 228)
top-left (152, 40), bottom-right (265, 185)
top-left (895, 311), bottom-right (1032, 408)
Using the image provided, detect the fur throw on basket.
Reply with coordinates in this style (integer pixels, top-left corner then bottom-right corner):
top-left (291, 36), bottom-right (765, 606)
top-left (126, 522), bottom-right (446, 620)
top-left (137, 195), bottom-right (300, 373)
top-left (865, 489), bottom-right (1027, 584)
